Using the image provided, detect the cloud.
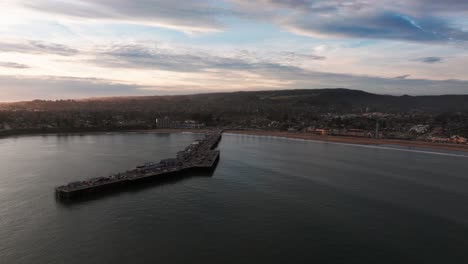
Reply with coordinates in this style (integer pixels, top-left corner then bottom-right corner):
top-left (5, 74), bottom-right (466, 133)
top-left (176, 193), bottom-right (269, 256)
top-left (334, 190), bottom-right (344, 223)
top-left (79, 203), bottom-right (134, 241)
top-left (282, 12), bottom-right (468, 42)
top-left (400, 0), bottom-right (468, 14)
top-left (277, 51), bottom-right (326, 61)
top-left (0, 75), bottom-right (153, 101)
top-left (232, 0), bottom-right (368, 13)
top-left (415, 57), bottom-right (444, 63)
top-left (9, 0), bottom-right (468, 42)
top-left (0, 62), bottom-right (30, 69)
top-left (230, 0), bottom-right (468, 43)
top-left (0, 40), bottom-right (78, 56)
top-left (92, 44), bottom-right (325, 72)
top-left (231, 0), bottom-right (468, 15)
top-left (19, 0), bottom-right (231, 33)
top-left (95, 44), bottom-right (245, 72)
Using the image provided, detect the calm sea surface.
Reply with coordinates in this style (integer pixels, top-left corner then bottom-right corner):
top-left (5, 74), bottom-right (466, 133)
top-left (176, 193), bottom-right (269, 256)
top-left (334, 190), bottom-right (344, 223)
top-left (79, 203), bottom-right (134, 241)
top-left (1, 132), bottom-right (468, 263)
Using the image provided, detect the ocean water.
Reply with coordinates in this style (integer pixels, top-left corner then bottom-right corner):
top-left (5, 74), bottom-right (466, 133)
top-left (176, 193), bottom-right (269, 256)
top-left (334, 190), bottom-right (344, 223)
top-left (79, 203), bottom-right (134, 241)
top-left (1, 132), bottom-right (468, 264)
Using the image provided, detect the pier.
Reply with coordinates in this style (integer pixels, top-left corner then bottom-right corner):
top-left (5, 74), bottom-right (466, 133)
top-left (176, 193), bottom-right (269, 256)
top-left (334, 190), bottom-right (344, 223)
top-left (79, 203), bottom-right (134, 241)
top-left (55, 131), bottom-right (222, 199)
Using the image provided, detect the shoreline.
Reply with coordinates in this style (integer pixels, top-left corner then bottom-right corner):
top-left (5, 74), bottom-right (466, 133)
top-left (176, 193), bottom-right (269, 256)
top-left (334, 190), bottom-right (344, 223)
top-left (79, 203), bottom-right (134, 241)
top-left (2, 128), bottom-right (467, 153)
top-left (0, 128), bottom-right (213, 138)
top-left (225, 130), bottom-right (468, 153)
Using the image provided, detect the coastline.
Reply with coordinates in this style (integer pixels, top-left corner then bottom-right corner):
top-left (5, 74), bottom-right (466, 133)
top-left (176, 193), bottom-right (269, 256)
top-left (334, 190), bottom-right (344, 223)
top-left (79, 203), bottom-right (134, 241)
top-left (225, 130), bottom-right (468, 153)
top-left (2, 127), bottom-right (467, 153)
top-left (0, 128), bottom-right (213, 139)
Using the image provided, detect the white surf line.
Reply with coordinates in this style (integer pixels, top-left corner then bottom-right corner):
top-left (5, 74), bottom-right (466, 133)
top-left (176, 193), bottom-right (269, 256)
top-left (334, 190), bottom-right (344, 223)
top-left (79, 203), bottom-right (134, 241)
top-left (224, 133), bottom-right (468, 158)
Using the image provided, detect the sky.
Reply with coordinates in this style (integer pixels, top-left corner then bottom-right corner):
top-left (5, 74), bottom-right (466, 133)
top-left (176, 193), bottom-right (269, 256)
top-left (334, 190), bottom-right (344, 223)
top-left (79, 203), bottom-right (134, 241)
top-left (0, 0), bottom-right (467, 101)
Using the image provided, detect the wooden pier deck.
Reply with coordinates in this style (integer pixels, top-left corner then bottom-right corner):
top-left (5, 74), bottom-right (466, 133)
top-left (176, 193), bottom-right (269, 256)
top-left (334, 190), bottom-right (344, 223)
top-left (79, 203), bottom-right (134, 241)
top-left (55, 131), bottom-right (222, 199)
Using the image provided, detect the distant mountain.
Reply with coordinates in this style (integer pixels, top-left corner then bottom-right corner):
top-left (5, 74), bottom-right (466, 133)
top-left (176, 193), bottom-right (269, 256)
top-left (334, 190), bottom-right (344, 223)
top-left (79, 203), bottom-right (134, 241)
top-left (1, 88), bottom-right (468, 113)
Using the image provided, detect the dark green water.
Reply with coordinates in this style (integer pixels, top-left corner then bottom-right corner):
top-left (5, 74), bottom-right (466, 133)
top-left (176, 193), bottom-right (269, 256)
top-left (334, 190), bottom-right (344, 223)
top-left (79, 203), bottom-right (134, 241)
top-left (1, 132), bottom-right (468, 264)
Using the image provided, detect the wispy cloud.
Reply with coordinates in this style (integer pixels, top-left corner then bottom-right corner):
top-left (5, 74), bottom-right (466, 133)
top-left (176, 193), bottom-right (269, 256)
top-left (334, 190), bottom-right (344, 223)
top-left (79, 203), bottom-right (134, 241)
top-left (0, 61), bottom-right (30, 69)
top-left (0, 40), bottom-right (78, 56)
top-left (415, 57), bottom-right (444, 63)
top-left (18, 0), bottom-right (231, 34)
top-left (91, 44), bottom-right (325, 72)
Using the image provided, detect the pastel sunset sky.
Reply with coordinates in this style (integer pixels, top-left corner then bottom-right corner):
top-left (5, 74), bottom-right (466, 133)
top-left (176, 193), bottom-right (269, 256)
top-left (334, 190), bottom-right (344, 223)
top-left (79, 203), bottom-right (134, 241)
top-left (1, 0), bottom-right (467, 101)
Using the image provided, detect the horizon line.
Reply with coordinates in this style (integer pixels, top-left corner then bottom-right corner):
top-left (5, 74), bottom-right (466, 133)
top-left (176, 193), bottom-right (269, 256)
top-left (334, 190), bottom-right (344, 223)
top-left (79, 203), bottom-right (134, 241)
top-left (1, 87), bottom-right (468, 104)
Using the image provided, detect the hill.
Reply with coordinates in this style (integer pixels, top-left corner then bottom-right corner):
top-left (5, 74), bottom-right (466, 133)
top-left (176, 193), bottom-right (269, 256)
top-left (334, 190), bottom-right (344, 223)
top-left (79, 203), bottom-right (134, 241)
top-left (1, 88), bottom-right (468, 114)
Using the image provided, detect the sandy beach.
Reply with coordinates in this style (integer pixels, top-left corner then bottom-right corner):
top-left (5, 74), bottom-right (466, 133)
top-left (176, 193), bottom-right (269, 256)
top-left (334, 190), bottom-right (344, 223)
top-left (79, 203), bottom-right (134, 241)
top-left (225, 130), bottom-right (468, 153)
